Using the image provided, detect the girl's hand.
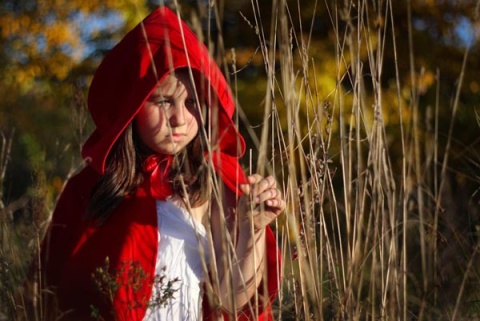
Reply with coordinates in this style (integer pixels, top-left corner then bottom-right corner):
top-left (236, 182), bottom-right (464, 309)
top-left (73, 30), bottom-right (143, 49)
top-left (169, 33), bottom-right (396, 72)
top-left (239, 174), bottom-right (285, 231)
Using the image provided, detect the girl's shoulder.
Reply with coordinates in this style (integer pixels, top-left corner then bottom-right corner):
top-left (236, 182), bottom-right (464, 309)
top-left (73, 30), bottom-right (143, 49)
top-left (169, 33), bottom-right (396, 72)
top-left (63, 165), bottom-right (101, 194)
top-left (53, 165), bottom-right (101, 217)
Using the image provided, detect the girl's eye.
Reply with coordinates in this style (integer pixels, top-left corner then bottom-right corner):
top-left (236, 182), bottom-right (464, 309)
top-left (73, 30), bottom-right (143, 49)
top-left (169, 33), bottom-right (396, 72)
top-left (185, 98), bottom-right (196, 109)
top-left (155, 99), bottom-right (172, 108)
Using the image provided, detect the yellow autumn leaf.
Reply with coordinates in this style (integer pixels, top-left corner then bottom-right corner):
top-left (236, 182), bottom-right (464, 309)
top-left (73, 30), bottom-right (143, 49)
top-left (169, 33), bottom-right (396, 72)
top-left (418, 69), bottom-right (435, 95)
top-left (44, 21), bottom-right (80, 49)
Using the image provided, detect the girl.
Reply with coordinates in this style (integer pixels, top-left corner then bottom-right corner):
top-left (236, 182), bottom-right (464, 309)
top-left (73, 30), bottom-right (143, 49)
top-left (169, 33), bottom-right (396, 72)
top-left (36, 6), bottom-right (283, 321)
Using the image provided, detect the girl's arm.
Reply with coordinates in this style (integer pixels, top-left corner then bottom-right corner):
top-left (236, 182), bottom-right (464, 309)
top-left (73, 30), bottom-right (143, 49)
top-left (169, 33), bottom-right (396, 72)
top-left (213, 174), bottom-right (284, 314)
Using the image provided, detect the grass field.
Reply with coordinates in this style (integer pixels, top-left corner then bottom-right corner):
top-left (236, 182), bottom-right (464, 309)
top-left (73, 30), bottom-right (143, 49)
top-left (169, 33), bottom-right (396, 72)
top-left (1, 0), bottom-right (480, 320)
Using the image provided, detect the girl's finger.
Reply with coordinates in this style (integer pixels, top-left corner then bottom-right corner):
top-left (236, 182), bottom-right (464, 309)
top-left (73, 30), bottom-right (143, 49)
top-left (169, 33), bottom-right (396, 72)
top-left (247, 174), bottom-right (262, 185)
top-left (256, 188), bottom-right (285, 207)
top-left (239, 183), bottom-right (251, 196)
top-left (251, 176), bottom-right (276, 196)
top-left (266, 199), bottom-right (277, 207)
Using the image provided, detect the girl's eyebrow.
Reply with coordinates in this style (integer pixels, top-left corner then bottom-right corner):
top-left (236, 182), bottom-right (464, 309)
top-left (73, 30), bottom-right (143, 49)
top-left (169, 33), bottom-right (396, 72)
top-left (149, 93), bottom-right (171, 98)
top-left (147, 94), bottom-right (168, 101)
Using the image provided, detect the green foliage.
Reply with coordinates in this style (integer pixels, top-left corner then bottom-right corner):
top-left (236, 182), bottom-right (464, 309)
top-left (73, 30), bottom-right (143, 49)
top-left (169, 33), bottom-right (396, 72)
top-left (92, 257), bottom-right (121, 306)
top-left (148, 267), bottom-right (180, 310)
top-left (91, 258), bottom-right (179, 319)
top-left (0, 254), bottom-right (16, 319)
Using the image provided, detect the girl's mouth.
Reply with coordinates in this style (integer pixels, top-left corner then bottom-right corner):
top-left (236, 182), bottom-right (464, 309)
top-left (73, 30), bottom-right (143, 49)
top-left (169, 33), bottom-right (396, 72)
top-left (169, 133), bottom-right (185, 142)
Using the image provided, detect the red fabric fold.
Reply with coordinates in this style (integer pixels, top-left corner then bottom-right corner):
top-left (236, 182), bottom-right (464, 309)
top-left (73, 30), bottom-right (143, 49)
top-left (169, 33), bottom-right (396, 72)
top-left (142, 154), bottom-right (174, 200)
top-left (141, 151), bottom-right (248, 201)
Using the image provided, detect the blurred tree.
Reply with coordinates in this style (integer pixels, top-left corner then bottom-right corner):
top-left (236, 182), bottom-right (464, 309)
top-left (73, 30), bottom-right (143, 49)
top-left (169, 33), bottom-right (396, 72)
top-left (0, 0), bottom-right (148, 204)
top-left (219, 0), bottom-right (480, 177)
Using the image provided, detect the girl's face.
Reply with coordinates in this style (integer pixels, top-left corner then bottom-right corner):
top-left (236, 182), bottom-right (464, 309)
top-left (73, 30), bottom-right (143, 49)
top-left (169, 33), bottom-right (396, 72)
top-left (136, 72), bottom-right (200, 155)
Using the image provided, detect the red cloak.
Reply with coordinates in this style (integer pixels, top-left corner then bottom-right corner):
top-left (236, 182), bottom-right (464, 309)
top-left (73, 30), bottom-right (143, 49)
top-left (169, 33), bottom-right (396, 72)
top-left (39, 7), bottom-right (280, 321)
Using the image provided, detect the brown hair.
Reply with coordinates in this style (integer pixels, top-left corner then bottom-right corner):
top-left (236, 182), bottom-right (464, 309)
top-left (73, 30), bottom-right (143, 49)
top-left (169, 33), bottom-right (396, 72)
top-left (87, 122), bottom-right (210, 223)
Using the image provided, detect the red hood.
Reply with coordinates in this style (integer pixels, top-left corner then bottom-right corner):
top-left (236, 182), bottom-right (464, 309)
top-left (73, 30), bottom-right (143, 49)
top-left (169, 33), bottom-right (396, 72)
top-left (82, 7), bottom-right (245, 174)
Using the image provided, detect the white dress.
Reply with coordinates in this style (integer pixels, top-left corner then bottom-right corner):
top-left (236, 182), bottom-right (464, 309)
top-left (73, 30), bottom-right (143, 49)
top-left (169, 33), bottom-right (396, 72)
top-left (143, 199), bottom-right (208, 321)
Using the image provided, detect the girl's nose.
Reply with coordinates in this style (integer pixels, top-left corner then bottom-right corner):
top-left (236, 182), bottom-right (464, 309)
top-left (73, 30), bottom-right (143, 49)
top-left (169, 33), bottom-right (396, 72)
top-left (168, 103), bottom-right (186, 127)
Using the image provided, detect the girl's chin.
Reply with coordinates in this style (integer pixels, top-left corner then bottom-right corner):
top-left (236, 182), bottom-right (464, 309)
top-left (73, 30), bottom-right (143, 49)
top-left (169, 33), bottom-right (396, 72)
top-left (155, 143), bottom-right (188, 155)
